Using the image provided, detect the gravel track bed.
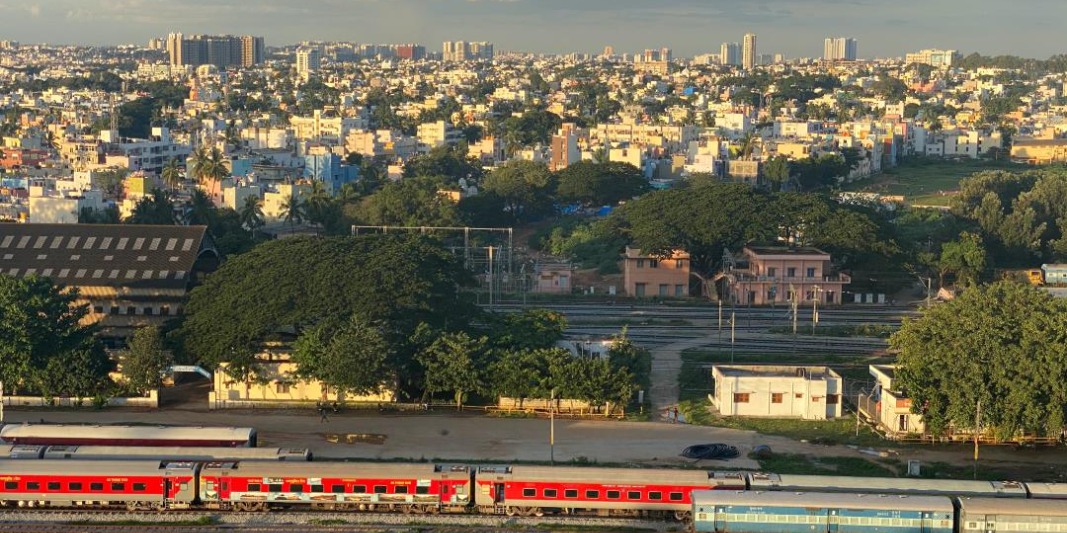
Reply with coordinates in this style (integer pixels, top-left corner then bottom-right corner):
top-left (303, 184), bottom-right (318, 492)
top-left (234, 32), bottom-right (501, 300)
top-left (0, 510), bottom-right (670, 531)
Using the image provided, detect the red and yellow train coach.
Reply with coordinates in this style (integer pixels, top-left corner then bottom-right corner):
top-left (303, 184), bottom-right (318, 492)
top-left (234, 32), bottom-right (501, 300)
top-left (198, 461), bottom-right (473, 513)
top-left (473, 465), bottom-right (745, 519)
top-left (0, 460), bottom-right (198, 510)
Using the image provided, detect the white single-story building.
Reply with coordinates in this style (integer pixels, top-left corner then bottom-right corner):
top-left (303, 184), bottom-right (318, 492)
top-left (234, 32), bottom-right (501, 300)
top-left (710, 365), bottom-right (843, 420)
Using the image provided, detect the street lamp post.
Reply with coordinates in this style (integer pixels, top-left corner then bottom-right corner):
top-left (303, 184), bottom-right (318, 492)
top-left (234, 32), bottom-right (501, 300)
top-left (549, 388), bottom-right (556, 465)
top-left (812, 286), bottom-right (822, 336)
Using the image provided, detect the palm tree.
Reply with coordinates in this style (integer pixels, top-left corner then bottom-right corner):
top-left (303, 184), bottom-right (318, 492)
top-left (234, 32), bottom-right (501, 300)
top-left (239, 195), bottom-right (265, 233)
top-left (188, 145), bottom-right (229, 200)
top-left (280, 193), bottom-right (304, 233)
top-left (160, 157), bottom-right (183, 191)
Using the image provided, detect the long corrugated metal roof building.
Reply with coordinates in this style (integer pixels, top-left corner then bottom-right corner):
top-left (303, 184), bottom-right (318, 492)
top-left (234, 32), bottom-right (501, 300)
top-left (0, 223), bottom-right (219, 343)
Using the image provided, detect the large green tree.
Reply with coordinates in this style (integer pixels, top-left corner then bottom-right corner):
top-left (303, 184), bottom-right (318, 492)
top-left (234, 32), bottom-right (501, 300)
top-left (892, 282), bottom-right (1067, 439)
top-left (417, 330), bottom-right (488, 409)
top-left (556, 161), bottom-right (650, 207)
top-left (0, 275), bottom-right (113, 397)
top-left (291, 314), bottom-right (393, 399)
top-left (357, 176), bottom-right (461, 227)
top-left (118, 325), bottom-right (172, 395)
top-left (480, 160), bottom-right (557, 223)
top-left (179, 235), bottom-right (476, 382)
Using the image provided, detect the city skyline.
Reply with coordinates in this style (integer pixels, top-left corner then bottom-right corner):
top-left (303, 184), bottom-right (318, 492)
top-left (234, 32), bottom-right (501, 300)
top-left (0, 0), bottom-right (1064, 58)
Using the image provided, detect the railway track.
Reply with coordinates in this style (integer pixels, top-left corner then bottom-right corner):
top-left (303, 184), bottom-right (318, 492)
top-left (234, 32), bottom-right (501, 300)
top-left (0, 509), bottom-right (669, 532)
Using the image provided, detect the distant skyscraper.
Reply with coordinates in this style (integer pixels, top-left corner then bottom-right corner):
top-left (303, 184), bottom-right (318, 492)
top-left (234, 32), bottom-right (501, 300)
top-left (660, 47), bottom-right (672, 62)
top-left (296, 47), bottom-right (321, 75)
top-left (742, 33), bottom-right (757, 70)
top-left (442, 41), bottom-right (493, 61)
top-left (241, 36), bottom-right (265, 67)
top-left (603, 45), bottom-right (614, 58)
top-left (720, 42), bottom-right (741, 66)
top-left (165, 33), bottom-right (264, 68)
top-left (823, 37), bottom-right (858, 61)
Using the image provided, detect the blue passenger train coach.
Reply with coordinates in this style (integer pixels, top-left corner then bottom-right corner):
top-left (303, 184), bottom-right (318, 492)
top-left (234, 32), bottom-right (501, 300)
top-left (692, 491), bottom-right (955, 533)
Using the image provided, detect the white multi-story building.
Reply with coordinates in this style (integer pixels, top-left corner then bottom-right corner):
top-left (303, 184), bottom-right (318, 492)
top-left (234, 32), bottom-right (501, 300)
top-left (289, 110), bottom-right (365, 146)
top-left (720, 43), bottom-right (741, 66)
top-left (295, 47), bottom-right (322, 76)
top-left (742, 33), bottom-right (757, 70)
top-left (416, 120), bottom-right (462, 151)
top-left (823, 37), bottom-right (858, 61)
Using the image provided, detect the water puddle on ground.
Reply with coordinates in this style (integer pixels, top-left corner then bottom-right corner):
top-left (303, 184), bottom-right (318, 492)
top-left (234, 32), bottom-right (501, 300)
top-left (325, 433), bottom-right (388, 445)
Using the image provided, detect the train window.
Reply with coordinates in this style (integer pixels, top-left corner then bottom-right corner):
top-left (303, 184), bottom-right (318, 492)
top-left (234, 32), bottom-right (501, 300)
top-left (331, 485), bottom-right (346, 494)
top-left (373, 486), bottom-right (387, 494)
top-left (27, 482), bottom-right (39, 491)
top-left (111, 483), bottom-right (125, 491)
top-left (354, 485), bottom-right (367, 493)
top-left (248, 484), bottom-right (261, 492)
top-left (133, 483), bottom-right (147, 492)
top-left (3, 482), bottom-right (16, 490)
top-left (668, 492), bottom-right (683, 501)
top-left (268, 484), bottom-right (282, 492)
top-left (289, 484), bottom-right (304, 493)
top-left (522, 488), bottom-right (536, 497)
top-left (311, 485), bottom-right (323, 493)
top-left (47, 482), bottom-right (60, 491)
top-left (564, 489), bottom-right (578, 498)
top-left (627, 491), bottom-right (641, 500)
top-left (649, 491), bottom-right (662, 500)
top-left (394, 486), bottom-right (408, 494)
top-left (69, 483), bottom-right (83, 491)
top-left (416, 486), bottom-right (429, 495)
top-left (543, 489), bottom-right (558, 498)
top-left (585, 490), bottom-right (599, 499)
top-left (90, 483), bottom-right (104, 491)
top-left (607, 490), bottom-right (621, 499)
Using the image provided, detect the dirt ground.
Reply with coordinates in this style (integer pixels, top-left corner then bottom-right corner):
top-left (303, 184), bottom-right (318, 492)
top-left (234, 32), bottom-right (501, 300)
top-left (3, 408), bottom-right (1065, 480)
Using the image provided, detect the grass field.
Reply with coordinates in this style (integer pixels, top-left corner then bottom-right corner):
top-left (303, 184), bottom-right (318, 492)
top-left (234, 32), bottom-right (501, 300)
top-left (677, 348), bottom-right (893, 447)
top-left (843, 158), bottom-right (1017, 206)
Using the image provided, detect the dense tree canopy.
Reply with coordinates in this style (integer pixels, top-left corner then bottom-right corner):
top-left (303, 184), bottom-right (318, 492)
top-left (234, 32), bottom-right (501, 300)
top-left (356, 177), bottom-right (461, 227)
top-left (556, 161), bottom-right (650, 207)
top-left (0, 275), bottom-right (113, 398)
top-left (479, 160), bottom-right (556, 223)
top-left (951, 168), bottom-right (1067, 266)
top-left (892, 282), bottom-right (1067, 438)
top-left (179, 235), bottom-right (477, 379)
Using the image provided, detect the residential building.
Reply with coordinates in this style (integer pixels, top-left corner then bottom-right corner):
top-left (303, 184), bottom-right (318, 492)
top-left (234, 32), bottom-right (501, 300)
top-left (720, 43), bottom-right (741, 66)
top-left (416, 120), bottom-right (462, 150)
top-left (742, 33), bottom-right (757, 70)
top-left (858, 365), bottom-right (926, 438)
top-left (622, 246), bottom-right (691, 298)
top-left (290, 110), bottom-right (365, 145)
top-left (823, 37), bottom-right (858, 61)
top-left (240, 36), bottom-right (265, 67)
top-left (28, 189), bottom-right (107, 224)
top-left (0, 224), bottom-right (219, 343)
top-left (550, 129), bottom-right (581, 171)
top-left (726, 246), bottom-right (851, 305)
top-left (904, 48), bottom-right (960, 68)
top-left (296, 47), bottom-right (322, 76)
top-left (166, 33), bottom-right (263, 68)
top-left (710, 365), bottom-right (843, 420)
top-left (303, 150), bottom-right (359, 193)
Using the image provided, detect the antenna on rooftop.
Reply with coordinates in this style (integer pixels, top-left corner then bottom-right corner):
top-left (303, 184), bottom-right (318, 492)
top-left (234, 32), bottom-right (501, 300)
top-left (109, 94), bottom-right (118, 132)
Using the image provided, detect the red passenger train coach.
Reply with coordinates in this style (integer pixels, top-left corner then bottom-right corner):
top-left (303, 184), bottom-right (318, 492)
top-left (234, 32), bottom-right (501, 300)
top-left (0, 460), bottom-right (198, 510)
top-left (198, 462), bottom-right (473, 513)
top-left (473, 465), bottom-right (745, 519)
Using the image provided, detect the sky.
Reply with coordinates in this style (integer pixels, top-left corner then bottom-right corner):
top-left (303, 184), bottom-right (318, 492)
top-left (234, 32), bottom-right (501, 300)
top-left (0, 0), bottom-right (1064, 59)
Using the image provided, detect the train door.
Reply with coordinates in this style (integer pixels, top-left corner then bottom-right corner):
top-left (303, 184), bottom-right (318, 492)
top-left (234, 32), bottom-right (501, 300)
top-left (163, 479), bottom-right (172, 506)
top-left (494, 483), bottom-right (505, 504)
top-left (714, 505), bottom-right (727, 532)
top-left (827, 509), bottom-right (839, 533)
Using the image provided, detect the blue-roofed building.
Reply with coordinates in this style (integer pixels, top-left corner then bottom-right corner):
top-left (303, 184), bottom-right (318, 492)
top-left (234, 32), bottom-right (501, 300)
top-left (303, 152), bottom-right (359, 194)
